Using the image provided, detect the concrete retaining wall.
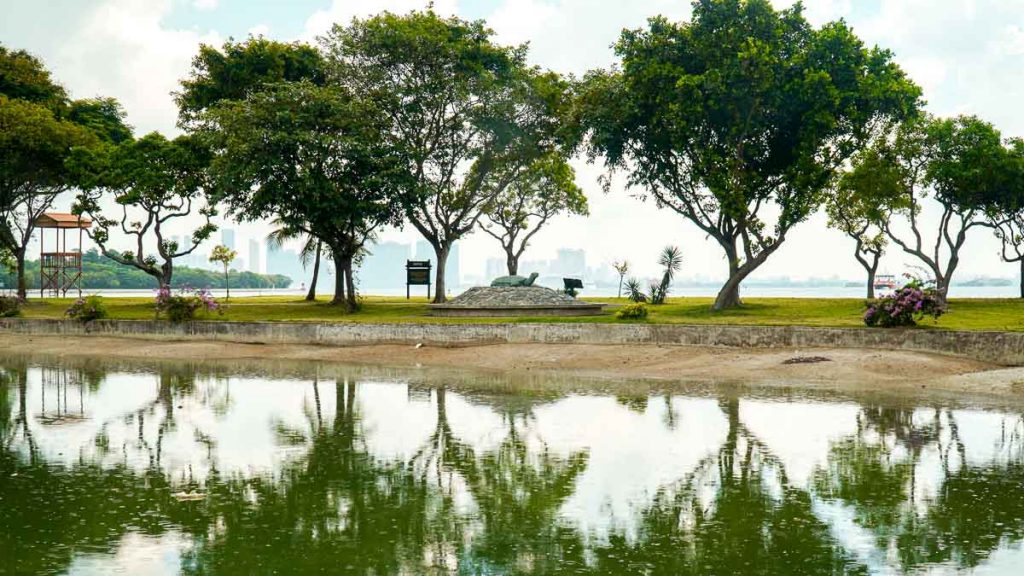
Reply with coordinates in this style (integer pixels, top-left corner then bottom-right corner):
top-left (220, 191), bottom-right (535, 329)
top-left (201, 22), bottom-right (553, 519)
top-left (3, 318), bottom-right (1024, 366)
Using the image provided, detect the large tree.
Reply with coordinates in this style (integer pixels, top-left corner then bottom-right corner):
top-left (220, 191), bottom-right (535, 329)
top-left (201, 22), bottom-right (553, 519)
top-left (71, 133), bottom-right (218, 288)
top-left (988, 139), bottom-right (1024, 298)
top-left (852, 115), bottom-right (1011, 306)
top-left (0, 46), bottom-right (130, 298)
top-left (828, 150), bottom-right (892, 299)
top-left (481, 153), bottom-right (587, 276)
top-left (323, 11), bottom-right (566, 302)
top-left (206, 82), bottom-right (407, 310)
top-left (0, 96), bottom-right (94, 297)
top-left (579, 0), bottom-right (921, 310)
top-left (176, 37), bottom-right (325, 127)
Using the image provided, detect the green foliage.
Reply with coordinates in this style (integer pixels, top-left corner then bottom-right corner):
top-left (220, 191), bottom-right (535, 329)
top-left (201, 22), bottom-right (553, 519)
top-left (208, 245), bottom-right (236, 267)
top-left (615, 302), bottom-right (649, 320)
top-left (863, 277), bottom-right (945, 328)
top-left (177, 37), bottom-right (326, 125)
top-left (66, 97), bottom-right (132, 144)
top-left (0, 249), bottom-right (290, 290)
top-left (71, 132), bottom-right (218, 286)
top-left (625, 278), bottom-right (647, 303)
top-left (64, 295), bottom-right (108, 323)
top-left (579, 0), bottom-right (921, 309)
top-left (0, 44), bottom-right (67, 108)
top-left (155, 286), bottom-right (220, 323)
top-left (651, 245), bottom-right (683, 305)
top-left (0, 295), bottom-right (21, 317)
top-left (323, 10), bottom-right (560, 300)
top-left (205, 81), bottom-right (406, 307)
top-left (209, 244), bottom-right (237, 298)
top-left (481, 152), bottom-right (588, 274)
top-left (844, 115), bottom-right (1014, 301)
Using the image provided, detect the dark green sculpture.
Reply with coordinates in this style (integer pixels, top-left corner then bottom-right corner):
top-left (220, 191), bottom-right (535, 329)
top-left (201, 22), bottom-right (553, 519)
top-left (490, 272), bottom-right (539, 287)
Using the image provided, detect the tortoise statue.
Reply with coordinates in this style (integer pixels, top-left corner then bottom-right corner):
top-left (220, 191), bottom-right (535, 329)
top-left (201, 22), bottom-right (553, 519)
top-left (490, 272), bottom-right (539, 287)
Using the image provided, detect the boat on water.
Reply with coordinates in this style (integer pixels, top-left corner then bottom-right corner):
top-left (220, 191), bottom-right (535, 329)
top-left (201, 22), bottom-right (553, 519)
top-left (873, 274), bottom-right (898, 291)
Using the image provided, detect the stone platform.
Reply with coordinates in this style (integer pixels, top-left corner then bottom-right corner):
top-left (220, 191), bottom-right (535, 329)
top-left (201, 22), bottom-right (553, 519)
top-left (429, 286), bottom-right (605, 317)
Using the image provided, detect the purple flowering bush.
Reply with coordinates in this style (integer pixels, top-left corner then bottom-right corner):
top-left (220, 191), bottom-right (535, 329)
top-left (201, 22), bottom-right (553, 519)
top-left (863, 277), bottom-right (944, 328)
top-left (155, 286), bottom-right (221, 323)
top-left (65, 295), bottom-right (108, 323)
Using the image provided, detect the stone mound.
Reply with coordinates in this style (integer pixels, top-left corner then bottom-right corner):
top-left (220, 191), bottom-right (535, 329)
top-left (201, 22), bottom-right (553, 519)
top-left (443, 286), bottom-right (591, 308)
top-left (429, 286), bottom-right (605, 317)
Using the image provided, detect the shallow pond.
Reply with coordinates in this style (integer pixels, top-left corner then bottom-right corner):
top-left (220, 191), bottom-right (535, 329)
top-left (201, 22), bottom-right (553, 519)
top-left (2, 355), bottom-right (1024, 575)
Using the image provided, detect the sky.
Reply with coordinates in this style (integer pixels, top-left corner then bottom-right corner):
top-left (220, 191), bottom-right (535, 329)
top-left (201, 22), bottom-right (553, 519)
top-left (3, 0), bottom-right (1024, 284)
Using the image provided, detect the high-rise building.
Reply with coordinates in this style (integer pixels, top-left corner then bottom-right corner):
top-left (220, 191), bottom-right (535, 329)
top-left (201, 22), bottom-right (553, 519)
top-left (412, 239), bottom-right (460, 290)
top-left (447, 242), bottom-right (460, 289)
top-left (485, 257), bottom-right (505, 280)
top-left (554, 248), bottom-right (586, 278)
top-left (248, 238), bottom-right (260, 274)
top-left (221, 228), bottom-right (236, 250)
top-left (265, 238), bottom-right (306, 286)
top-left (360, 241), bottom-right (410, 289)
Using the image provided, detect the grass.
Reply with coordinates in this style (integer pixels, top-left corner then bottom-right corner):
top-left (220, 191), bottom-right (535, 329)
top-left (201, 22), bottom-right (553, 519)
top-left (14, 294), bottom-right (1024, 332)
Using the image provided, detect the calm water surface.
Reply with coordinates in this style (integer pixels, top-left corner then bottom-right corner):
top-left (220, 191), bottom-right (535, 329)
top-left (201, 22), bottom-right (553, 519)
top-left (2, 356), bottom-right (1024, 575)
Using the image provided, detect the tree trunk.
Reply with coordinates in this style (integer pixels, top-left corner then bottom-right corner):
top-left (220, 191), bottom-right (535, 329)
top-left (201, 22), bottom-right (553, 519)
top-left (343, 255), bottom-right (357, 311)
top-left (330, 251), bottom-right (347, 306)
top-left (432, 244), bottom-right (450, 304)
top-left (15, 250), bottom-right (26, 299)
top-left (506, 249), bottom-right (519, 276)
top-left (935, 278), bottom-right (949, 308)
top-left (1020, 260), bottom-right (1024, 299)
top-left (223, 265), bottom-right (230, 300)
top-left (713, 256), bottom-right (743, 311)
top-left (306, 242), bottom-right (321, 302)
top-left (714, 277), bottom-right (743, 311)
top-left (866, 269), bottom-right (876, 300)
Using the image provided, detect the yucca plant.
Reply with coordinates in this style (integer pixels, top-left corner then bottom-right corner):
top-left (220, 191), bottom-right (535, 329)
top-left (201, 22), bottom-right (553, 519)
top-left (651, 245), bottom-right (683, 305)
top-left (625, 278), bottom-right (647, 303)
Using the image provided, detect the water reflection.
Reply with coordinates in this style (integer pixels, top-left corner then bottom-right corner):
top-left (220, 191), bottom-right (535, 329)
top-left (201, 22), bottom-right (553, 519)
top-left (2, 357), bottom-right (1024, 575)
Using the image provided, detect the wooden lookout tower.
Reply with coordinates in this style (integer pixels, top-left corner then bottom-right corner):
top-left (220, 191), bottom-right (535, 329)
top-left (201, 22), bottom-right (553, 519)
top-left (35, 212), bottom-right (91, 298)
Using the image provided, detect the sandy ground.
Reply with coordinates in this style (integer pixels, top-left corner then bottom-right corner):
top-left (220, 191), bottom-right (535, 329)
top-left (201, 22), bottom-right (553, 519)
top-left (3, 334), bottom-right (1023, 399)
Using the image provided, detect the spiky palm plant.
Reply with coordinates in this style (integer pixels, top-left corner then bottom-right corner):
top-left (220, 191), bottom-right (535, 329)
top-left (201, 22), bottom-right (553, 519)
top-left (651, 246), bottom-right (683, 305)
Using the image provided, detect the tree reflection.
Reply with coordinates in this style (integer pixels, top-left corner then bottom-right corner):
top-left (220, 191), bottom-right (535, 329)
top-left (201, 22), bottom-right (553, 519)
top-left (181, 380), bottom-right (461, 575)
top-left (9, 359), bottom-right (1024, 575)
top-left (591, 399), bottom-right (867, 575)
top-left (815, 405), bottom-right (1024, 571)
top-left (420, 387), bottom-right (591, 573)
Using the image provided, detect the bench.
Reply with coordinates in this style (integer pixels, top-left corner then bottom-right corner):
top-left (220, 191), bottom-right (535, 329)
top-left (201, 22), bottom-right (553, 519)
top-left (563, 278), bottom-right (584, 297)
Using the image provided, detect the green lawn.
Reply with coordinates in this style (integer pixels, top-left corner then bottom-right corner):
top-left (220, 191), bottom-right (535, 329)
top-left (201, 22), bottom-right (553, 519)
top-left (14, 295), bottom-right (1024, 332)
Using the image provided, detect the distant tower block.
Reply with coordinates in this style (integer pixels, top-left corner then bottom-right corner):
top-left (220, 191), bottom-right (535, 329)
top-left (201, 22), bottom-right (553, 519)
top-left (35, 212), bottom-right (92, 298)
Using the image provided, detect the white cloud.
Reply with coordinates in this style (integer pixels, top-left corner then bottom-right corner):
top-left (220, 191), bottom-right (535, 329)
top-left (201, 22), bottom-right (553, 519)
top-left (248, 23), bottom-right (271, 37)
top-left (193, 0), bottom-right (218, 11)
top-left (488, 0), bottom-right (691, 73)
top-left (302, 0), bottom-right (458, 40)
top-left (53, 0), bottom-right (220, 136)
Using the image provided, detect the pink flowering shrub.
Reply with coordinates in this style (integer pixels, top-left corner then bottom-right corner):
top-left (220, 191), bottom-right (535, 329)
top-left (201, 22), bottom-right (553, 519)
top-left (65, 295), bottom-right (108, 323)
top-left (155, 285), bottom-right (221, 323)
top-left (863, 277), bottom-right (944, 328)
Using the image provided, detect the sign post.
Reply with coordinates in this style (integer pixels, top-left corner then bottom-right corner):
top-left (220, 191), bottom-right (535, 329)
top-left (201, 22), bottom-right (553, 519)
top-left (406, 260), bottom-right (432, 300)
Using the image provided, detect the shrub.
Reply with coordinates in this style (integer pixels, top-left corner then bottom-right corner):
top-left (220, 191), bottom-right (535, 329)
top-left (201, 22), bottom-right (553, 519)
top-left (625, 278), bottom-right (647, 303)
top-left (616, 302), bottom-right (649, 320)
top-left (65, 295), bottom-right (108, 323)
top-left (864, 277), bottom-right (944, 328)
top-left (155, 286), bottom-right (220, 323)
top-left (0, 296), bottom-right (22, 318)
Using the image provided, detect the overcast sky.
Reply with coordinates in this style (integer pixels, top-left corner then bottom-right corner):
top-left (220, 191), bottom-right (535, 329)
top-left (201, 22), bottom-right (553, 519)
top-left (3, 0), bottom-right (1024, 282)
